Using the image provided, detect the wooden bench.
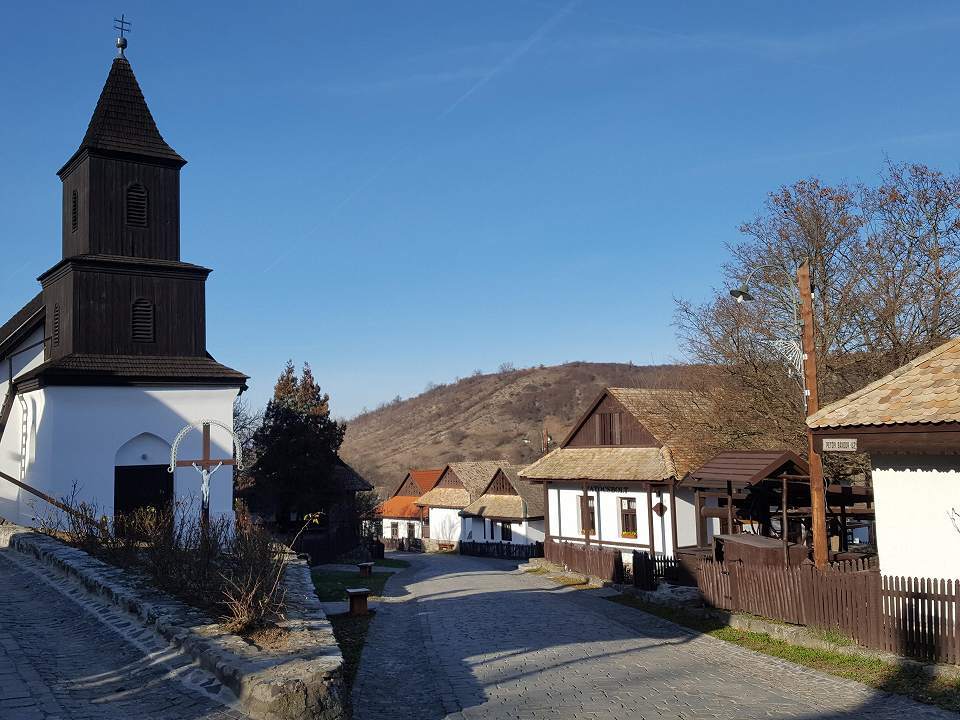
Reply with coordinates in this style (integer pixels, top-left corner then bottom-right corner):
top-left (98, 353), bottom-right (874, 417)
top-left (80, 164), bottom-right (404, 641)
top-left (357, 561), bottom-right (375, 578)
top-left (346, 588), bottom-right (371, 616)
top-left (437, 542), bottom-right (455, 552)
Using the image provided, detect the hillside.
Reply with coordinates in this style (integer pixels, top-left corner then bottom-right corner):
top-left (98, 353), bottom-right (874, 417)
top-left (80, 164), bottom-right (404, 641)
top-left (340, 362), bottom-right (699, 497)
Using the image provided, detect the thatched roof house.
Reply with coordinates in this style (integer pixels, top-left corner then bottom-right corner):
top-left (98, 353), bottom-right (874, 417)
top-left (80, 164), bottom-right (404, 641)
top-left (462, 466), bottom-right (544, 522)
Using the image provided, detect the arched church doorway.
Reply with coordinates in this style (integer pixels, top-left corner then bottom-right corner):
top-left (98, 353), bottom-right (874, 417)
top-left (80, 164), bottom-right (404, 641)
top-left (114, 433), bottom-right (173, 534)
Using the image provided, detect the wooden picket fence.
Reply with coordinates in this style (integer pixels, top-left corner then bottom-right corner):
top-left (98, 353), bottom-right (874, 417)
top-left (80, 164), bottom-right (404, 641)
top-left (545, 540), bottom-right (624, 582)
top-left (696, 558), bottom-right (960, 663)
top-left (633, 551), bottom-right (682, 591)
top-left (460, 540), bottom-right (544, 560)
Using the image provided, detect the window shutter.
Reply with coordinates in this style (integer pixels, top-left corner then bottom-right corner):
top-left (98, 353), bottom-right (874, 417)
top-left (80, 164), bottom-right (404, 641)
top-left (126, 184), bottom-right (148, 227)
top-left (613, 412), bottom-right (622, 445)
top-left (132, 299), bottom-right (155, 342)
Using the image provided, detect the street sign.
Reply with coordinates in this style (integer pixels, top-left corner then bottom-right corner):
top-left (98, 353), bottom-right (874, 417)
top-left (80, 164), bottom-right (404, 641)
top-left (822, 438), bottom-right (858, 452)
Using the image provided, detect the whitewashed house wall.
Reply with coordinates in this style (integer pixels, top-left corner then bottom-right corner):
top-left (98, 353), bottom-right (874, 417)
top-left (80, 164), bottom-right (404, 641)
top-left (429, 507), bottom-right (462, 543)
top-left (462, 516), bottom-right (544, 545)
top-left (382, 517), bottom-right (424, 540)
top-left (872, 455), bottom-right (960, 580)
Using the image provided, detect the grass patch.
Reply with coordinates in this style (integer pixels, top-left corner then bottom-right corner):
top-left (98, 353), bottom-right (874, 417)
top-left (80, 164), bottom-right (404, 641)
top-left (329, 611), bottom-right (373, 706)
top-left (606, 594), bottom-right (960, 713)
top-left (312, 570), bottom-right (392, 601)
top-left (376, 558), bottom-right (410, 569)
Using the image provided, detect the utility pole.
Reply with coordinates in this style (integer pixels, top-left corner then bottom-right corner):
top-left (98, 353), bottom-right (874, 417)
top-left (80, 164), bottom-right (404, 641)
top-left (797, 260), bottom-right (828, 568)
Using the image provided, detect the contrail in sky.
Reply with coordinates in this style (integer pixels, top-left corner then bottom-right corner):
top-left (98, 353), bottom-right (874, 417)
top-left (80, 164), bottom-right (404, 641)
top-left (440, 0), bottom-right (581, 118)
top-left (263, 1), bottom-right (579, 272)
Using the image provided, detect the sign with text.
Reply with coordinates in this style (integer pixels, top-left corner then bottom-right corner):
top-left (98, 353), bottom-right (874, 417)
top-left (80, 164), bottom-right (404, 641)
top-left (822, 438), bottom-right (858, 452)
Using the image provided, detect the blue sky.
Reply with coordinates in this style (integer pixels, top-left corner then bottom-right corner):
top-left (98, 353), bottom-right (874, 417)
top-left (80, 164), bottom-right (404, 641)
top-left (2, 2), bottom-right (960, 418)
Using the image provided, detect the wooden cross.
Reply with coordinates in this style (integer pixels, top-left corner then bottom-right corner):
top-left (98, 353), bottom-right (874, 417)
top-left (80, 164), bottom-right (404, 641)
top-left (175, 423), bottom-right (236, 525)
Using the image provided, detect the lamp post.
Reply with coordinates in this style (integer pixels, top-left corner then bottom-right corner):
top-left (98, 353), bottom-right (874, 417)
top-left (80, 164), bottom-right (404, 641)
top-left (729, 260), bottom-right (829, 568)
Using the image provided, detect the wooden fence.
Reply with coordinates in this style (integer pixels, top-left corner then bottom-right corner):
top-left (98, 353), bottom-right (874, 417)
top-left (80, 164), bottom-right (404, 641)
top-left (545, 541), bottom-right (624, 582)
top-left (633, 551), bottom-right (682, 591)
top-left (696, 558), bottom-right (960, 664)
top-left (460, 541), bottom-right (544, 560)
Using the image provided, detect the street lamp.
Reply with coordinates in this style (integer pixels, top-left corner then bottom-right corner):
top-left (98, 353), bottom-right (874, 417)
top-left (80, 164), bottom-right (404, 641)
top-left (726, 260), bottom-right (829, 569)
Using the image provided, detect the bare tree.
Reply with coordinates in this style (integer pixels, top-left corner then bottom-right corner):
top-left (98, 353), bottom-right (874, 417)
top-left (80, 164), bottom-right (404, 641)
top-left (674, 162), bottom-right (960, 470)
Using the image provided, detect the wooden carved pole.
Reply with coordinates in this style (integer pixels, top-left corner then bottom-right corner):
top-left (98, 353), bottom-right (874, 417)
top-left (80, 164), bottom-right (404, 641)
top-left (798, 260), bottom-right (828, 568)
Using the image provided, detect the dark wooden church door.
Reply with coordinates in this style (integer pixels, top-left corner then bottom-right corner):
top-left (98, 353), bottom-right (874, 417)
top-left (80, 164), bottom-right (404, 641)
top-left (114, 464), bottom-right (173, 530)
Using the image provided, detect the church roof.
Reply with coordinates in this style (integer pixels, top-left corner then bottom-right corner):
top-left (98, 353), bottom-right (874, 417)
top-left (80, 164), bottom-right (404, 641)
top-left (16, 354), bottom-right (247, 388)
top-left (61, 56), bottom-right (184, 172)
top-left (0, 293), bottom-right (44, 357)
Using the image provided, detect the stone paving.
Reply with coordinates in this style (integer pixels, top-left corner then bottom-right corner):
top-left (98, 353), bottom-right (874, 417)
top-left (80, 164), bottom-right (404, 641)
top-left (353, 552), bottom-right (960, 720)
top-left (0, 547), bottom-right (248, 720)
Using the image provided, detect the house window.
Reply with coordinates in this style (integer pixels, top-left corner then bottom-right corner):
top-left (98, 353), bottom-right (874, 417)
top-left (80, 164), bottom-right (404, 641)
top-left (390, 522), bottom-right (399, 539)
top-left (620, 497), bottom-right (637, 537)
top-left (131, 299), bottom-right (155, 342)
top-left (597, 412), bottom-right (622, 445)
top-left (71, 190), bottom-right (78, 232)
top-left (407, 522), bottom-right (415, 540)
top-left (126, 183), bottom-right (148, 227)
top-left (501, 522), bottom-right (512, 542)
top-left (580, 495), bottom-right (595, 535)
top-left (53, 304), bottom-right (61, 347)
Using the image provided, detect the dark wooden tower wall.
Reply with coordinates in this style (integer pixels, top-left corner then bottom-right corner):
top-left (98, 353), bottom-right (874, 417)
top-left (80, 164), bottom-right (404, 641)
top-left (566, 393), bottom-right (661, 448)
top-left (60, 154), bottom-right (181, 261)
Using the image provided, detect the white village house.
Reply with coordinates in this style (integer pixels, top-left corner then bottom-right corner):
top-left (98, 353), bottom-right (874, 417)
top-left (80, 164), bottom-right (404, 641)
top-left (809, 337), bottom-right (960, 580)
top-left (0, 53), bottom-right (246, 526)
top-left (520, 388), bottom-right (710, 562)
top-left (460, 465), bottom-right (545, 546)
top-left (414, 461), bottom-right (505, 549)
top-left (375, 468), bottom-right (443, 543)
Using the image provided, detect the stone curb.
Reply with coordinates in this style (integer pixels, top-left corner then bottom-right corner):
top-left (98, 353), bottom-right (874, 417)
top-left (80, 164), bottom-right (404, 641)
top-left (0, 523), bottom-right (345, 720)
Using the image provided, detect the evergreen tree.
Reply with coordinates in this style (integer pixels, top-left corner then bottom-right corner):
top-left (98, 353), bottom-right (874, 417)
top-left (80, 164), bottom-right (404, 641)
top-left (249, 361), bottom-right (346, 525)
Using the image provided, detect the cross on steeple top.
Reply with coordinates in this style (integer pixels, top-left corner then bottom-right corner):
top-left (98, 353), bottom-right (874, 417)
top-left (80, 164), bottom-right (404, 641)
top-left (114, 14), bottom-right (131, 56)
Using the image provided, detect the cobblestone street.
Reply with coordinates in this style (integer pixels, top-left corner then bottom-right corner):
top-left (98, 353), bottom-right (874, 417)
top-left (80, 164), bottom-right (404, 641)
top-left (0, 548), bottom-right (247, 720)
top-left (354, 553), bottom-right (959, 720)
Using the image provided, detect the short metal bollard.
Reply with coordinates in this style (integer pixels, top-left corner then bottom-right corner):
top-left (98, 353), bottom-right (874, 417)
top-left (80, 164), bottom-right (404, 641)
top-left (346, 588), bottom-right (371, 616)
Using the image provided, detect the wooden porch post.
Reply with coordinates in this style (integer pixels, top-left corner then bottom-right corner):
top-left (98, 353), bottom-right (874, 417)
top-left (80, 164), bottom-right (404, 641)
top-left (646, 484), bottom-right (655, 555)
top-left (669, 482), bottom-right (679, 555)
top-left (694, 489), bottom-right (706, 547)
top-left (543, 481), bottom-right (550, 541)
top-left (726, 480), bottom-right (734, 535)
top-left (782, 476), bottom-right (789, 566)
top-left (582, 479), bottom-right (590, 546)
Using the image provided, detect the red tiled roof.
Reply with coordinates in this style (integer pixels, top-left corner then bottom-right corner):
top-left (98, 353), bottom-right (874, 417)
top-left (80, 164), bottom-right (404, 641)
top-left (409, 468), bottom-right (444, 493)
top-left (378, 495), bottom-right (425, 520)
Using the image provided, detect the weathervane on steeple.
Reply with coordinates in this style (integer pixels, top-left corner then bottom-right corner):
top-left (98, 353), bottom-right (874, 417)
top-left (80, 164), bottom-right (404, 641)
top-left (114, 14), bottom-right (131, 56)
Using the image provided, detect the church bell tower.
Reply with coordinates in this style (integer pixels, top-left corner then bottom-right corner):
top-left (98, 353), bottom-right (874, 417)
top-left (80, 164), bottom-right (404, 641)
top-left (38, 41), bottom-right (215, 365)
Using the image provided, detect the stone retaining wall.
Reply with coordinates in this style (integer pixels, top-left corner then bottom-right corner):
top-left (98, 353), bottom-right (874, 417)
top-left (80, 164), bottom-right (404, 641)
top-left (0, 523), bottom-right (345, 720)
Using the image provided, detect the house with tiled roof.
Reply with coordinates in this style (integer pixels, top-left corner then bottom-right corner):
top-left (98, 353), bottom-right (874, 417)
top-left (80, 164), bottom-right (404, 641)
top-left (809, 337), bottom-right (960, 580)
top-left (460, 466), bottom-right (545, 546)
top-left (376, 468), bottom-right (443, 545)
top-left (520, 388), bottom-right (712, 562)
top-left (0, 43), bottom-right (245, 527)
top-left (415, 461), bottom-right (505, 550)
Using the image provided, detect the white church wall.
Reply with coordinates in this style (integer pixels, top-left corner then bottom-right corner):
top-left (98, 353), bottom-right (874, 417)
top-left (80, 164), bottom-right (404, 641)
top-left (8, 385), bottom-right (240, 527)
top-left (0, 328), bottom-right (47, 524)
top-left (872, 455), bottom-right (960, 580)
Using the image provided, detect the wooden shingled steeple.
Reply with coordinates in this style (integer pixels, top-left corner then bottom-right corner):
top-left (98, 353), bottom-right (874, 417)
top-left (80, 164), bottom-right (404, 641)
top-left (11, 45), bottom-right (247, 391)
top-left (67, 56), bottom-right (185, 167)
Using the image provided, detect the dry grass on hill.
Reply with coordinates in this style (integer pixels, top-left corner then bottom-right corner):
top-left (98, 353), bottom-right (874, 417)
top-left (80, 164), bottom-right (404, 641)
top-left (340, 362), bottom-right (701, 497)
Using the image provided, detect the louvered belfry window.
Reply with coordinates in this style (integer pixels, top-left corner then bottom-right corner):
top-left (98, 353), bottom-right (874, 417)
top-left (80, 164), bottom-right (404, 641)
top-left (53, 304), bottom-right (61, 347)
top-left (132, 299), bottom-right (155, 342)
top-left (126, 183), bottom-right (148, 227)
top-left (71, 190), bottom-right (78, 232)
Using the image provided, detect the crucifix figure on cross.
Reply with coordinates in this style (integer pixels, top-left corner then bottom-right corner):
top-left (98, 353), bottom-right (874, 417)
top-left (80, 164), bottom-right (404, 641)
top-left (168, 420), bottom-right (244, 525)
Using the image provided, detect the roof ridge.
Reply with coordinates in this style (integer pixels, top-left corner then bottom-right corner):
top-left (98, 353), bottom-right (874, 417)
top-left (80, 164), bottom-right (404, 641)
top-left (808, 337), bottom-right (960, 425)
